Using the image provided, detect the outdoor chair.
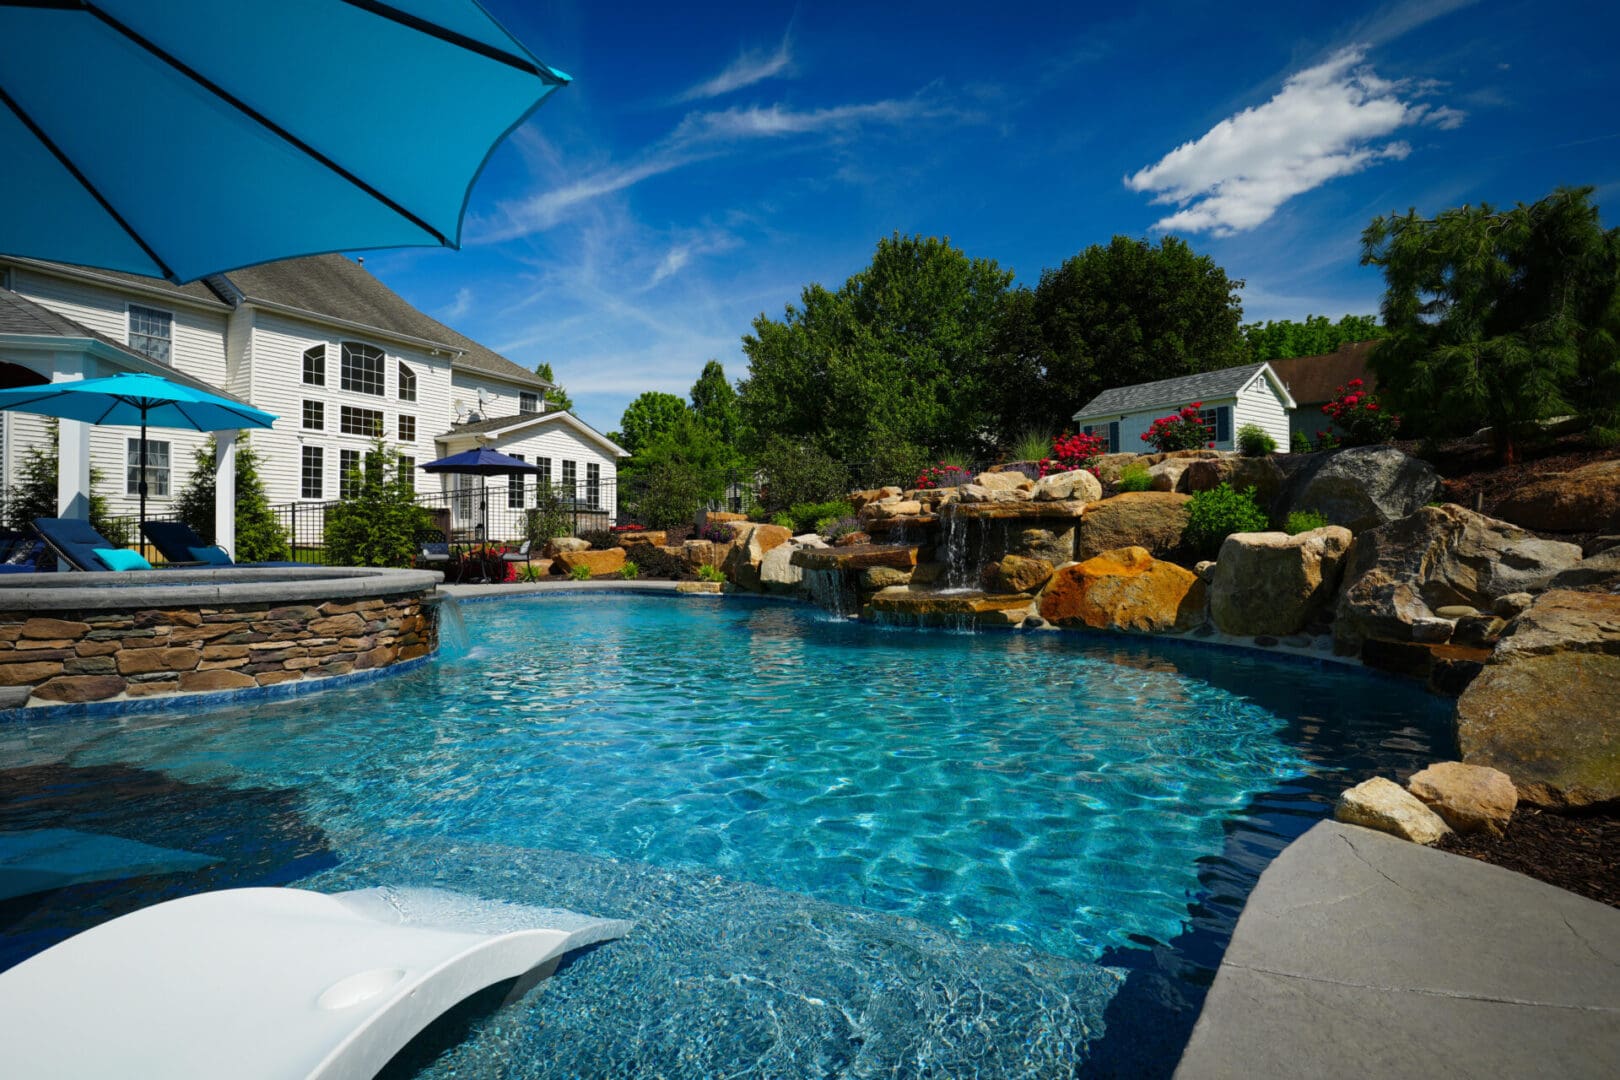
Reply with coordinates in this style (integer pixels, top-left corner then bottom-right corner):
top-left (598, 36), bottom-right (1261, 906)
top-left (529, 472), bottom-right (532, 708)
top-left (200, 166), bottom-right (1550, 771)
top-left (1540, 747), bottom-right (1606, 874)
top-left (0, 530), bottom-right (44, 574)
top-left (30, 518), bottom-right (151, 572)
top-left (501, 540), bottom-right (533, 564)
top-left (140, 520), bottom-right (306, 568)
top-left (418, 541), bottom-right (451, 567)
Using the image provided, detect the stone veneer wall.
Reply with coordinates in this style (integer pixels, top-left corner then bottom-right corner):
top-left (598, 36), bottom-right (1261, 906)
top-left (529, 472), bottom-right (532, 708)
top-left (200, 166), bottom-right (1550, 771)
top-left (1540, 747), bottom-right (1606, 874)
top-left (0, 592), bottom-right (438, 709)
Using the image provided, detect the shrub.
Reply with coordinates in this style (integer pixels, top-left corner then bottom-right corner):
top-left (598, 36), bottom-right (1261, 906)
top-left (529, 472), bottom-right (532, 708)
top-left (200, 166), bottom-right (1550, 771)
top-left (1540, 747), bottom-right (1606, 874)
top-left (524, 486), bottom-right (572, 544)
top-left (757, 437), bottom-right (850, 512)
top-left (1010, 429), bottom-right (1055, 464)
top-left (569, 563), bottom-right (592, 581)
top-left (697, 563), bottom-right (726, 582)
top-left (577, 528), bottom-right (616, 550)
top-left (1184, 483), bottom-right (1270, 558)
top-left (1321, 378), bottom-right (1399, 446)
top-left (619, 560), bottom-right (640, 580)
top-left (1115, 462), bottom-right (1153, 492)
top-left (324, 441), bottom-right (432, 567)
top-left (1141, 403), bottom-right (1214, 452)
top-left (782, 499), bottom-right (854, 534)
top-left (175, 434), bottom-right (289, 562)
top-left (822, 515), bottom-right (864, 542)
top-left (1237, 423), bottom-right (1277, 457)
top-left (1039, 431), bottom-right (1107, 477)
top-left (1313, 430), bottom-right (1342, 452)
top-left (1283, 510), bottom-right (1331, 535)
top-left (770, 512), bottom-right (795, 529)
top-left (699, 520), bottom-right (738, 543)
top-left (517, 562), bottom-right (548, 582)
top-left (914, 464), bottom-right (974, 489)
top-left (1290, 431), bottom-right (1312, 454)
top-left (629, 544), bottom-right (686, 579)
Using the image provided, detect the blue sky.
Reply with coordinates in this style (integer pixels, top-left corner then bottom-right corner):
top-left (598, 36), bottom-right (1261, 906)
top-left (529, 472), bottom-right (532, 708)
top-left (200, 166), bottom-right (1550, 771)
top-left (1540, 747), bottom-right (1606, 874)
top-left (363, 0), bottom-right (1620, 434)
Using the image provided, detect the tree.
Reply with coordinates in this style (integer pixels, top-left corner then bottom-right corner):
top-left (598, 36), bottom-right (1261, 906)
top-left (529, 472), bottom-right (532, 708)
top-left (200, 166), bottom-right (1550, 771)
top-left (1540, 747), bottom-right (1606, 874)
top-left (1027, 236), bottom-right (1247, 431)
top-left (616, 391), bottom-right (688, 455)
top-left (689, 359), bottom-right (744, 445)
top-left (3, 418), bottom-right (126, 543)
top-left (174, 434), bottom-right (289, 561)
top-left (1362, 185), bottom-right (1620, 461)
top-left (621, 411), bottom-right (743, 528)
top-left (324, 440), bottom-right (432, 566)
top-left (739, 233), bottom-right (1013, 472)
top-left (1242, 314), bottom-right (1386, 360)
top-left (534, 362), bottom-right (574, 412)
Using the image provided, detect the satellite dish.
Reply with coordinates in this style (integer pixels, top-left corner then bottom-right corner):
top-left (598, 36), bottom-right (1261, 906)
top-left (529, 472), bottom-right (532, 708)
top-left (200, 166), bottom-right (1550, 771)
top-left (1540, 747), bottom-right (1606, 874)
top-left (476, 387), bottom-right (488, 408)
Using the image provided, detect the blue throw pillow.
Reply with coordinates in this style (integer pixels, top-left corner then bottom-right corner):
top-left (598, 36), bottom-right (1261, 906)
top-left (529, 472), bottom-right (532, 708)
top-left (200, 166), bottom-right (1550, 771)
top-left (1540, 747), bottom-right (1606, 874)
top-left (93, 547), bottom-right (153, 572)
top-left (187, 545), bottom-right (233, 566)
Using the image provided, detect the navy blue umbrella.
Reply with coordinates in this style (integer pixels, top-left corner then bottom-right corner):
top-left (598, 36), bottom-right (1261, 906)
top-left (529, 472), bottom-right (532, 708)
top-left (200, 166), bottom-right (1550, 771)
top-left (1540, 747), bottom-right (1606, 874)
top-left (0, 1), bottom-right (569, 282)
top-left (421, 447), bottom-right (537, 541)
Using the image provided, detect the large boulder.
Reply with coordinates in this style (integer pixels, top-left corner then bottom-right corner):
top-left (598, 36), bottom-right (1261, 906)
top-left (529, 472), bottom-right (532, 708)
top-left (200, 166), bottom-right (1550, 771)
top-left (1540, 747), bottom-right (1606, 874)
top-left (1493, 458), bottom-right (1620, 534)
top-left (1456, 589), bottom-right (1620, 807)
top-left (759, 542), bottom-right (805, 594)
top-left (1281, 446), bottom-right (1441, 533)
top-left (1335, 504), bottom-right (1584, 652)
top-left (993, 554), bottom-right (1054, 594)
top-left (544, 536), bottom-right (590, 556)
top-left (1548, 546), bottom-right (1620, 593)
top-left (1334, 777), bottom-right (1452, 844)
top-left (680, 539), bottom-right (716, 570)
top-left (1406, 762), bottom-right (1517, 836)
top-left (1033, 469), bottom-right (1102, 503)
top-left (1077, 492), bottom-right (1191, 561)
top-left (972, 471), bottom-right (1033, 494)
top-left (1147, 458), bottom-right (1196, 492)
top-left (1209, 526), bottom-right (1354, 636)
top-left (1038, 546), bottom-right (1207, 633)
top-left (1184, 454), bottom-right (1289, 510)
top-left (555, 547), bottom-right (626, 576)
top-left (722, 523), bottom-right (793, 590)
top-left (1009, 526), bottom-right (1077, 566)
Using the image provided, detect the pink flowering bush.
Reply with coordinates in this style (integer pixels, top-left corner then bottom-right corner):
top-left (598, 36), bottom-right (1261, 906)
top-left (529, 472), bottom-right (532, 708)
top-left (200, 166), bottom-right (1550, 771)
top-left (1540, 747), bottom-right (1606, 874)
top-left (1321, 378), bottom-right (1399, 446)
top-left (1038, 431), bottom-right (1106, 477)
top-left (914, 463), bottom-right (974, 489)
top-left (1141, 403), bottom-right (1213, 452)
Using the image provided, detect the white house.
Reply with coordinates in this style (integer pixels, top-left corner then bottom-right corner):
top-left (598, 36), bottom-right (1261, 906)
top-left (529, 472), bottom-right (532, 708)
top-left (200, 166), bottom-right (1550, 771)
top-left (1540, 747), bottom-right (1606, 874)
top-left (1071, 362), bottom-right (1295, 453)
top-left (0, 253), bottom-right (626, 549)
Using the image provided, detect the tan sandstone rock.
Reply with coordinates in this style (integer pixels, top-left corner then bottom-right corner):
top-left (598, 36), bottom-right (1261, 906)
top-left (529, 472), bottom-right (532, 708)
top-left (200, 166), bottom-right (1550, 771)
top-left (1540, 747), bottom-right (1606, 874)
top-left (1077, 492), bottom-right (1192, 561)
top-left (1334, 777), bottom-right (1452, 844)
top-left (993, 554), bottom-right (1054, 594)
top-left (1033, 469), bottom-right (1103, 504)
top-left (1209, 526), bottom-right (1354, 637)
top-left (555, 547), bottom-right (627, 577)
top-left (543, 537), bottom-right (590, 556)
top-left (1038, 546), bottom-right (1207, 633)
top-left (722, 523), bottom-right (794, 590)
top-left (1406, 761), bottom-right (1518, 836)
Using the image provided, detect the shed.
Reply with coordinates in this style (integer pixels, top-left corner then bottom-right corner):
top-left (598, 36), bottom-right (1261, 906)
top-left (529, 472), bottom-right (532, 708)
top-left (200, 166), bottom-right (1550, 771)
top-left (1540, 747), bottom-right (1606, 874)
top-left (1071, 362), bottom-right (1295, 453)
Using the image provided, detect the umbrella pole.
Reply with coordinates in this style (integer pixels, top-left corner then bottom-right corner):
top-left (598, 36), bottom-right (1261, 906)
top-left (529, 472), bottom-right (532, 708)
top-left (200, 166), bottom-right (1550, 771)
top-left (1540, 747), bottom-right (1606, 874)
top-left (138, 414), bottom-right (148, 536)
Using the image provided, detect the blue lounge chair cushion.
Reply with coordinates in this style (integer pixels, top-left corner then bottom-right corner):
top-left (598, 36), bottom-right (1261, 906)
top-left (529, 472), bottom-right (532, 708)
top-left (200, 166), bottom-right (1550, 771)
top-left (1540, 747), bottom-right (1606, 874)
top-left (32, 518), bottom-right (119, 571)
top-left (187, 545), bottom-right (233, 566)
top-left (94, 548), bottom-right (152, 572)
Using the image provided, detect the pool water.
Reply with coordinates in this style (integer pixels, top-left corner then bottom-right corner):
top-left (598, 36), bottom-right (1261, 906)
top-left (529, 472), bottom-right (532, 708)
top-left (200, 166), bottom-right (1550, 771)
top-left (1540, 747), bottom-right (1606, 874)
top-left (1, 594), bottom-right (1452, 1077)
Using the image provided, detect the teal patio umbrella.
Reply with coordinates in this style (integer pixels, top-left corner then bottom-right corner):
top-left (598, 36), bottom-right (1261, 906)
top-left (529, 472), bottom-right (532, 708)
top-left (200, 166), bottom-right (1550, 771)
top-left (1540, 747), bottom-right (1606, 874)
top-left (0, 1), bottom-right (570, 282)
top-left (0, 371), bottom-right (276, 524)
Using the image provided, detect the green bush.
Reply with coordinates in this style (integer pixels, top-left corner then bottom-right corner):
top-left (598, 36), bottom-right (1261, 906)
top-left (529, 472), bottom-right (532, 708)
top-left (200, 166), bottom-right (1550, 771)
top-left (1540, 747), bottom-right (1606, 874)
top-left (524, 486), bottom-right (572, 544)
top-left (697, 563), bottom-right (726, 582)
top-left (175, 434), bottom-right (289, 561)
top-left (781, 499), bottom-right (854, 535)
top-left (1283, 510), bottom-right (1331, 535)
top-left (322, 442), bottom-right (432, 567)
top-left (517, 562), bottom-right (547, 582)
top-left (1290, 431), bottom-right (1311, 454)
top-left (1237, 423), bottom-right (1277, 457)
top-left (1115, 462), bottom-right (1153, 492)
top-left (1184, 483), bottom-right (1270, 558)
top-left (569, 563), bottom-right (592, 581)
top-left (1010, 429), bottom-right (1054, 464)
top-left (757, 437), bottom-right (850, 512)
top-left (770, 512), bottom-right (796, 529)
top-left (619, 560), bottom-right (640, 580)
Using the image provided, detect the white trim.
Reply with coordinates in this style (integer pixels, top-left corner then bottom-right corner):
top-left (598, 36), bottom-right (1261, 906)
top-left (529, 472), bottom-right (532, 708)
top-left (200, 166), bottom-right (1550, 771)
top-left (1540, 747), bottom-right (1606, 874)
top-left (1237, 362), bottom-right (1297, 411)
top-left (437, 410), bottom-right (629, 458)
top-left (0, 334), bottom-right (248, 402)
top-left (1073, 393), bottom-right (1239, 426)
top-left (1, 257), bottom-right (231, 312)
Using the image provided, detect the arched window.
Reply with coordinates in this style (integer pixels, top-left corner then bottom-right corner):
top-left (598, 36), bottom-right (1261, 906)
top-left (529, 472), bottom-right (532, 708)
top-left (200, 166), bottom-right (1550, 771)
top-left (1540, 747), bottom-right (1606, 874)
top-left (340, 341), bottom-right (385, 396)
top-left (302, 345), bottom-right (325, 386)
top-left (397, 361), bottom-right (417, 402)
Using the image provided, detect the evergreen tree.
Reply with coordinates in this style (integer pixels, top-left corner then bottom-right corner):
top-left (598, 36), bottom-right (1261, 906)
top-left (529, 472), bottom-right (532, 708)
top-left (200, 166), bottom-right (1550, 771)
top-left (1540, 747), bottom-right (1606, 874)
top-left (689, 359), bottom-right (744, 445)
top-left (174, 434), bottom-right (289, 561)
top-left (535, 362), bottom-right (575, 412)
top-left (324, 440), bottom-right (432, 566)
top-left (3, 419), bottom-right (126, 543)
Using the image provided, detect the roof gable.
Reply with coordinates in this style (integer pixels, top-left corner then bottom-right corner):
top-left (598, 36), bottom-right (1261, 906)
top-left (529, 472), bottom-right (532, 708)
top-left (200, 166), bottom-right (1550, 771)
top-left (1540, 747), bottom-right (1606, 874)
top-left (1073, 362), bottom-right (1279, 419)
top-left (436, 410), bottom-right (628, 458)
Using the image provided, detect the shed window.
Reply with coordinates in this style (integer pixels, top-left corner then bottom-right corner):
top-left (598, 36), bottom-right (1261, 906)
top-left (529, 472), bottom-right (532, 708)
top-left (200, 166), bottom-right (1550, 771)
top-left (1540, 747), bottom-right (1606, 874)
top-left (1197, 406), bottom-right (1233, 445)
top-left (586, 463), bottom-right (601, 509)
top-left (340, 342), bottom-right (385, 396)
top-left (507, 454), bottom-right (526, 508)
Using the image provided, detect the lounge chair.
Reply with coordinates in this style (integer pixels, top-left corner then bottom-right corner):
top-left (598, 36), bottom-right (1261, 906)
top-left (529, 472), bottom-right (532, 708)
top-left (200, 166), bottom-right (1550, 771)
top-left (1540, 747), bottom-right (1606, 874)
top-left (29, 518), bottom-right (151, 572)
top-left (141, 520), bottom-right (306, 568)
top-left (0, 886), bottom-right (631, 1079)
top-left (0, 530), bottom-right (44, 574)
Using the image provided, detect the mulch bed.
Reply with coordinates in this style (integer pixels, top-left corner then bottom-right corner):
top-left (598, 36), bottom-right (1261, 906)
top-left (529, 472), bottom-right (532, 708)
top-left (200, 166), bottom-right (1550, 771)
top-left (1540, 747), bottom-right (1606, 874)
top-left (1436, 806), bottom-right (1620, 909)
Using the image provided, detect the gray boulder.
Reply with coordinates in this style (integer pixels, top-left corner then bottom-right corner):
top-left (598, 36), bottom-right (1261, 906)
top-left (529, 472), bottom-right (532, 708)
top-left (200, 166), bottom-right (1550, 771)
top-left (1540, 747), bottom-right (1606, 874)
top-left (1282, 446), bottom-right (1441, 533)
top-left (1209, 526), bottom-right (1354, 637)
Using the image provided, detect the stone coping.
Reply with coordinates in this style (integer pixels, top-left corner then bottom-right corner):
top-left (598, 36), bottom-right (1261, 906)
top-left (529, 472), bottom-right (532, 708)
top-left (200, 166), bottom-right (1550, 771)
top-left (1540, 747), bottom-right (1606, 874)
top-left (0, 567), bottom-right (442, 612)
top-left (1175, 821), bottom-right (1620, 1078)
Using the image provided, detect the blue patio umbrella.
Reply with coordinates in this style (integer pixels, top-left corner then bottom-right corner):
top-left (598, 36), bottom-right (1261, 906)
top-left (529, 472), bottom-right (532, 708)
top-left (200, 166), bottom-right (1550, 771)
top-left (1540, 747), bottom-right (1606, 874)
top-left (0, 371), bottom-right (276, 524)
top-left (421, 447), bottom-right (537, 542)
top-left (0, 1), bottom-right (570, 283)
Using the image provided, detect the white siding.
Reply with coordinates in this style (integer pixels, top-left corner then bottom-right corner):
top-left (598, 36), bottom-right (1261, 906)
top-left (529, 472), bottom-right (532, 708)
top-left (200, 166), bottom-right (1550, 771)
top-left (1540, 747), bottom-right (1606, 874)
top-left (1232, 375), bottom-right (1292, 451)
top-left (244, 311), bottom-right (456, 504)
top-left (450, 370), bottom-right (543, 424)
top-left (1078, 397), bottom-right (1241, 452)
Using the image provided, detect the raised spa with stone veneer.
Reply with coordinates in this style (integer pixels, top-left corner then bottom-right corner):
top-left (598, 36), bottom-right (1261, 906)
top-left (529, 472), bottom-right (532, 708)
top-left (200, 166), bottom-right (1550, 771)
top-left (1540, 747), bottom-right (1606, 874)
top-left (0, 567), bottom-right (442, 710)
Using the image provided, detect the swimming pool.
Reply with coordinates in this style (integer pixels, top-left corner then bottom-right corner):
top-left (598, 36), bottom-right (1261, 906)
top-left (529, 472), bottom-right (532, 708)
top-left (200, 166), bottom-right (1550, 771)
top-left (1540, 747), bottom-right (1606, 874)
top-left (1, 593), bottom-right (1452, 1077)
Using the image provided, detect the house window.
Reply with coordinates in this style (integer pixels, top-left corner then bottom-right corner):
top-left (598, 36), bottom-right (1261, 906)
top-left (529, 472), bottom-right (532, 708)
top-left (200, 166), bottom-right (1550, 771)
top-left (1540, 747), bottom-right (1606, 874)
top-left (303, 345), bottom-right (325, 386)
top-left (339, 448), bottom-right (362, 498)
top-left (340, 341), bottom-right (385, 396)
top-left (339, 405), bottom-right (384, 437)
top-left (125, 438), bottom-right (170, 496)
top-left (399, 455), bottom-right (415, 482)
top-left (561, 459), bottom-right (576, 497)
top-left (300, 446), bottom-right (323, 499)
top-left (586, 463), bottom-right (601, 509)
top-left (397, 414), bottom-right (415, 442)
top-left (127, 305), bottom-right (172, 364)
top-left (507, 454), bottom-right (526, 509)
top-left (1197, 406), bottom-right (1233, 445)
top-left (397, 362), bottom-right (417, 402)
top-left (302, 400), bottom-right (324, 430)
top-left (1082, 422), bottom-right (1121, 453)
top-left (536, 457), bottom-right (551, 491)
top-left (519, 391), bottom-right (539, 414)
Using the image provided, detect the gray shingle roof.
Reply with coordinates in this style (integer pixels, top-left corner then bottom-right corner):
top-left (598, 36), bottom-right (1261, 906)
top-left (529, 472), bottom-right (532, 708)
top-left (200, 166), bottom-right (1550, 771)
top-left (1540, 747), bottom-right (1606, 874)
top-left (440, 412), bottom-right (545, 437)
top-left (1073, 362), bottom-right (1271, 419)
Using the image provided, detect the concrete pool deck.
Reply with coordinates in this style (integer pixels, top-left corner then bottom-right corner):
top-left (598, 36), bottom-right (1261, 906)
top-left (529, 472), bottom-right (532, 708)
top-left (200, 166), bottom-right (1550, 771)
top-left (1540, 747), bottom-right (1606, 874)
top-left (1175, 820), bottom-right (1620, 1079)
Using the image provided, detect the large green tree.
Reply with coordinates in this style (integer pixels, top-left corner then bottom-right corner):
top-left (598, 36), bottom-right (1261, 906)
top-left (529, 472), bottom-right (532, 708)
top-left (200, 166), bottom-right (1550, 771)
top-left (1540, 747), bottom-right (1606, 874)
top-left (738, 233), bottom-right (1014, 473)
top-left (534, 362), bottom-right (574, 412)
top-left (1362, 185), bottom-right (1620, 461)
top-left (1026, 236), bottom-right (1247, 431)
top-left (615, 391), bottom-right (688, 456)
top-left (621, 411), bottom-right (745, 528)
top-left (689, 359), bottom-right (743, 445)
top-left (1242, 314), bottom-right (1385, 360)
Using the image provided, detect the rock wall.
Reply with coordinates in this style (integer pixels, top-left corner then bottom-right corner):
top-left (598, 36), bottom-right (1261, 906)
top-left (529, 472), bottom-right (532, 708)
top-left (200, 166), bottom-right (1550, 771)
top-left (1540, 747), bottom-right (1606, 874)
top-left (0, 593), bottom-right (437, 709)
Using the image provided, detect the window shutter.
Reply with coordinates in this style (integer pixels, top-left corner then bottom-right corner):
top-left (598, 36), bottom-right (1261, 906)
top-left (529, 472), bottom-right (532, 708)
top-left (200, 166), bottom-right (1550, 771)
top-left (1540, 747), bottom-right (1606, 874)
top-left (1108, 421), bottom-right (1120, 453)
top-left (1217, 407), bottom-right (1232, 443)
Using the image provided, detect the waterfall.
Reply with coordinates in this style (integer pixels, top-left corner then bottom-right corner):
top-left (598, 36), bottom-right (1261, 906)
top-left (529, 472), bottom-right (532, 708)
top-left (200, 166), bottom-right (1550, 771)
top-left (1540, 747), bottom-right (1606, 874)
top-left (803, 568), bottom-right (854, 620)
top-left (941, 508), bottom-right (971, 590)
top-left (434, 595), bottom-right (472, 659)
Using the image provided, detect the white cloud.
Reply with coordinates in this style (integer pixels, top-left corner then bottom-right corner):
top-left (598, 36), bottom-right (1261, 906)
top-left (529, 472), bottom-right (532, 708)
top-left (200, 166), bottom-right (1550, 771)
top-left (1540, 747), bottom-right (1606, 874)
top-left (672, 98), bottom-right (944, 142)
top-left (675, 35), bottom-right (794, 102)
top-left (441, 286), bottom-right (474, 320)
top-left (1126, 47), bottom-right (1463, 235)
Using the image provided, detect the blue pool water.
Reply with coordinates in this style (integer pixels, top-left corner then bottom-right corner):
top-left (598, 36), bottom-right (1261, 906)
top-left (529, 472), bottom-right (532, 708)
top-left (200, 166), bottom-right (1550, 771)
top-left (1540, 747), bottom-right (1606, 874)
top-left (1, 594), bottom-right (1453, 1077)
